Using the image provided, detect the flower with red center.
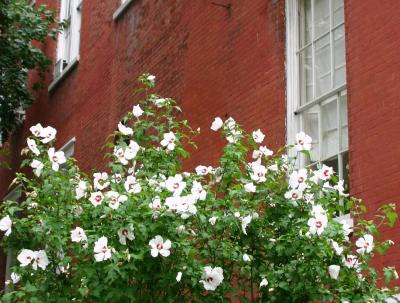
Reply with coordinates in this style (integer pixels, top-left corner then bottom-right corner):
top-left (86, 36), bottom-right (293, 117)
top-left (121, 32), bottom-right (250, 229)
top-left (27, 138), bottom-right (40, 156)
top-left (106, 191), bottom-right (128, 209)
top-left (124, 175), bottom-right (142, 194)
top-left (118, 224), bottom-right (135, 245)
top-left (165, 174), bottom-right (186, 196)
top-left (48, 147), bottom-right (66, 171)
top-left (307, 214), bottom-right (328, 235)
top-left (29, 123), bottom-right (43, 137)
top-left (252, 129), bottom-right (265, 143)
top-left (71, 227), bottom-right (87, 244)
top-left (160, 132), bottom-right (177, 150)
top-left (249, 162), bottom-right (267, 183)
top-left (289, 169), bottom-right (308, 191)
top-left (93, 172), bottom-right (109, 190)
top-left (318, 165), bottom-right (333, 181)
top-left (89, 191), bottom-right (104, 207)
top-left (149, 235), bottom-right (171, 257)
top-left (295, 131), bottom-right (312, 151)
top-left (94, 236), bottom-right (112, 262)
top-left (200, 266), bottom-right (224, 291)
top-left (356, 234), bottom-right (374, 254)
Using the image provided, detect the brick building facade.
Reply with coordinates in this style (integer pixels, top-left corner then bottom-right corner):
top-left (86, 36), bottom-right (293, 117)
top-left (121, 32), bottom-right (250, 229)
top-left (1, 0), bottom-right (399, 289)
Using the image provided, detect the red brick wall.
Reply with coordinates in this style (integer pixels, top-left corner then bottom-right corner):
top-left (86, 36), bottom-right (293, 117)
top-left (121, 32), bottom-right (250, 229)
top-left (345, 0), bottom-right (400, 271)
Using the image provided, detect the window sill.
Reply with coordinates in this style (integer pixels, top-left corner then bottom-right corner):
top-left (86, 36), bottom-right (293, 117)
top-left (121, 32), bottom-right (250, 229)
top-left (48, 57), bottom-right (79, 93)
top-left (113, 0), bottom-right (134, 21)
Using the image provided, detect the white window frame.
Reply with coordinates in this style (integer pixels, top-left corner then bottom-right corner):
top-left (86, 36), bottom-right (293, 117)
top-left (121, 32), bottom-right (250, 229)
top-left (286, 0), bottom-right (348, 179)
top-left (60, 137), bottom-right (76, 159)
top-left (113, 0), bottom-right (135, 21)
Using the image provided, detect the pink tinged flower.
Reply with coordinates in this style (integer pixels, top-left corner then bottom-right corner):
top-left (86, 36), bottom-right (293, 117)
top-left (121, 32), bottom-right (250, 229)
top-left (132, 104), bottom-right (143, 118)
top-left (18, 249), bottom-right (35, 267)
top-left (32, 250), bottom-right (49, 270)
top-left (29, 123), bottom-right (43, 137)
top-left (195, 165), bottom-right (213, 176)
top-left (343, 255), bottom-right (359, 269)
top-left (93, 172), bottom-right (109, 190)
top-left (160, 132), bottom-right (177, 150)
top-left (106, 191), bottom-right (127, 209)
top-left (176, 271), bottom-right (182, 282)
top-left (295, 131), bottom-right (312, 151)
top-left (149, 235), bottom-right (171, 257)
top-left (27, 138), bottom-right (40, 155)
top-left (252, 129), bottom-right (265, 143)
top-left (259, 278), bottom-right (268, 288)
top-left (40, 126), bottom-right (57, 144)
top-left (118, 122), bottom-right (133, 136)
top-left (289, 169), bottom-right (308, 190)
top-left (165, 174), bottom-right (186, 196)
top-left (124, 175), bottom-right (142, 193)
top-left (250, 162), bottom-right (267, 183)
top-left (318, 164), bottom-right (333, 181)
top-left (31, 159), bottom-right (44, 176)
top-left (356, 234), bottom-right (374, 254)
top-left (94, 236), bottom-right (112, 262)
top-left (118, 224), bottom-right (135, 245)
top-left (75, 180), bottom-right (88, 200)
top-left (211, 117), bottom-right (223, 131)
top-left (191, 181), bottom-right (206, 200)
top-left (200, 266), bottom-right (224, 291)
top-left (209, 216), bottom-right (217, 225)
top-left (331, 240), bottom-right (343, 255)
top-left (71, 227), bottom-right (87, 243)
top-left (328, 265), bottom-right (340, 279)
top-left (48, 147), bottom-right (66, 171)
top-left (89, 191), bottom-right (104, 207)
top-left (307, 214), bottom-right (328, 235)
top-left (241, 215), bottom-right (252, 235)
top-left (284, 189), bottom-right (303, 201)
top-left (0, 215), bottom-right (12, 236)
top-left (244, 182), bottom-right (256, 193)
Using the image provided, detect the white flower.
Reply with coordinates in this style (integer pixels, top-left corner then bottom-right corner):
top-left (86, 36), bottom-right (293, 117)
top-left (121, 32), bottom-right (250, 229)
top-left (18, 249), bottom-right (35, 267)
top-left (147, 74), bottom-right (155, 82)
top-left (40, 126), bottom-right (57, 144)
top-left (339, 219), bottom-right (353, 240)
top-left (252, 146), bottom-right (273, 159)
top-left (252, 129), bottom-right (265, 143)
top-left (225, 117), bottom-right (236, 129)
top-left (226, 129), bottom-right (241, 143)
top-left (195, 165), bottom-right (213, 176)
top-left (343, 255), bottom-right (359, 269)
top-left (175, 195), bottom-right (197, 219)
top-left (94, 236), bottom-right (112, 262)
top-left (259, 278), bottom-right (269, 288)
top-left (106, 191), bottom-right (128, 209)
top-left (250, 162), bottom-right (267, 183)
top-left (75, 180), bottom-right (88, 200)
top-left (334, 180), bottom-right (348, 197)
top-left (211, 117), bottom-right (223, 131)
top-left (165, 174), bottom-right (186, 196)
top-left (118, 224), bottom-right (135, 245)
top-left (289, 169), bottom-right (308, 191)
top-left (243, 254), bottom-right (251, 262)
top-left (209, 216), bottom-right (217, 225)
top-left (356, 234), bottom-right (374, 254)
top-left (0, 215), bottom-right (12, 236)
top-left (318, 165), bottom-right (333, 181)
top-left (295, 131), bottom-right (312, 151)
top-left (31, 159), bottom-right (44, 177)
top-left (71, 227), bottom-right (87, 243)
top-left (331, 240), bottom-right (343, 255)
top-left (124, 175), bottom-right (142, 193)
top-left (241, 215), bottom-right (252, 235)
top-left (200, 266), bottom-right (224, 291)
top-left (93, 172), bottom-right (109, 190)
top-left (284, 189), bottom-right (303, 201)
top-left (234, 212), bottom-right (241, 218)
top-left (311, 205), bottom-right (326, 217)
top-left (118, 122), bottom-right (133, 136)
top-left (149, 235), bottom-right (171, 257)
top-left (32, 250), bottom-right (49, 270)
top-left (29, 123), bottom-right (43, 137)
top-left (47, 147), bottom-right (67, 171)
top-left (149, 196), bottom-right (162, 213)
top-left (154, 98), bottom-right (167, 107)
top-left (160, 132), bottom-right (176, 150)
top-left (89, 191), bottom-right (104, 207)
top-left (244, 182), bottom-right (256, 193)
top-left (176, 271), bottom-right (182, 282)
top-left (132, 104), bottom-right (144, 118)
top-left (328, 265), bottom-right (340, 279)
top-left (27, 138), bottom-right (40, 155)
top-left (191, 181), bottom-right (206, 200)
top-left (10, 272), bottom-right (20, 284)
top-left (307, 214), bottom-right (328, 235)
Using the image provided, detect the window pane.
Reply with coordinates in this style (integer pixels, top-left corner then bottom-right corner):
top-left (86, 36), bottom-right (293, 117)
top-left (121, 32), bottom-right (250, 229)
top-left (334, 25), bottom-right (346, 87)
top-left (299, 46), bottom-right (313, 104)
top-left (315, 35), bottom-right (332, 97)
top-left (342, 151), bottom-right (350, 189)
top-left (299, 0), bottom-right (312, 47)
top-left (332, 0), bottom-right (344, 26)
top-left (321, 98), bottom-right (338, 160)
top-left (303, 106), bottom-right (319, 162)
top-left (340, 92), bottom-right (348, 151)
top-left (314, 0), bottom-right (330, 37)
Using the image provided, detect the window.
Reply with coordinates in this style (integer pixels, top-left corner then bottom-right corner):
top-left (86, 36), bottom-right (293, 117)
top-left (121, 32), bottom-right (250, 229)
top-left (286, 0), bottom-right (349, 188)
top-left (55, 0), bottom-right (82, 78)
top-left (113, 0), bottom-right (134, 21)
top-left (60, 137), bottom-right (76, 159)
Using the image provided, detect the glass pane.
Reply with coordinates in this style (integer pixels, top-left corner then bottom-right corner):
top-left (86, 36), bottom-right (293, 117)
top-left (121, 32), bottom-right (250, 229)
top-left (340, 92), bottom-right (348, 151)
top-left (334, 25), bottom-right (346, 87)
top-left (342, 151), bottom-right (350, 190)
top-left (299, 0), bottom-right (312, 47)
top-left (323, 156), bottom-right (338, 176)
top-left (303, 106), bottom-right (319, 162)
top-left (315, 35), bottom-right (332, 97)
top-left (299, 46), bottom-right (313, 104)
top-left (314, 0), bottom-right (330, 37)
top-left (321, 98), bottom-right (338, 159)
top-left (332, 0), bottom-right (344, 26)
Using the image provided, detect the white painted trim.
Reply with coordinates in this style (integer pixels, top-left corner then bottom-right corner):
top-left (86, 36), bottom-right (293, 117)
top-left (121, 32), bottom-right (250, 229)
top-left (113, 0), bottom-right (135, 21)
top-left (48, 56), bottom-right (79, 93)
top-left (59, 137), bottom-right (76, 158)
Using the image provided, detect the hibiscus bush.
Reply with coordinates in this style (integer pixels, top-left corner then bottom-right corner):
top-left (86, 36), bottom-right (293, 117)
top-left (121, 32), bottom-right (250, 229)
top-left (0, 74), bottom-right (399, 302)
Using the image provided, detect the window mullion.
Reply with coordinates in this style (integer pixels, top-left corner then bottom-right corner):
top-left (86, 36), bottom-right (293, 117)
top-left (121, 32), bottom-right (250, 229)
top-left (311, 0), bottom-right (316, 101)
